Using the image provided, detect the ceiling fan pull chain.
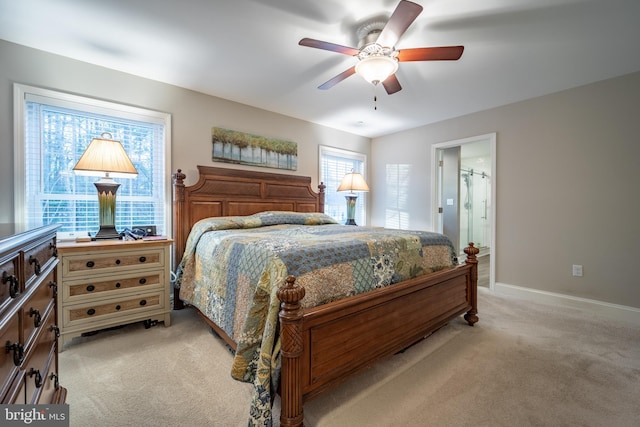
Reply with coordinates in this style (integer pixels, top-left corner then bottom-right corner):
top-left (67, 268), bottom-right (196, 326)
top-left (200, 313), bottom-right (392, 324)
top-left (374, 85), bottom-right (378, 110)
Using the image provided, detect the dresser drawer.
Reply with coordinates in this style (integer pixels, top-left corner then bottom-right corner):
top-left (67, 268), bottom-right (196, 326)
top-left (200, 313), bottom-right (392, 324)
top-left (24, 309), bottom-right (57, 404)
top-left (63, 291), bottom-right (164, 328)
top-left (0, 254), bottom-right (20, 312)
top-left (30, 350), bottom-right (59, 404)
top-left (62, 247), bottom-right (165, 278)
top-left (24, 236), bottom-right (58, 288)
top-left (64, 271), bottom-right (164, 302)
top-left (0, 312), bottom-right (21, 400)
top-left (22, 271), bottom-right (57, 351)
top-left (1, 368), bottom-right (26, 404)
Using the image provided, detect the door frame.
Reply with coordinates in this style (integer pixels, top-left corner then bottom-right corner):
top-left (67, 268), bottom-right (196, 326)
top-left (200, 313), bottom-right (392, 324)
top-left (431, 133), bottom-right (496, 290)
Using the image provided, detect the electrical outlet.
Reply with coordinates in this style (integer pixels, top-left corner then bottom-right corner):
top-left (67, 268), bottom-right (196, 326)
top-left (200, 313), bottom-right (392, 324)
top-left (572, 264), bottom-right (583, 277)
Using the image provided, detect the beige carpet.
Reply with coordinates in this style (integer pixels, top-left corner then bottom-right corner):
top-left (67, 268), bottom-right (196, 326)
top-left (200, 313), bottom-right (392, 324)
top-left (60, 289), bottom-right (640, 427)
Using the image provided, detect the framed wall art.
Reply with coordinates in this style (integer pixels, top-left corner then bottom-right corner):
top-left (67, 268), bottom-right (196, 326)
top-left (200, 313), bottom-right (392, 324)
top-left (212, 127), bottom-right (297, 171)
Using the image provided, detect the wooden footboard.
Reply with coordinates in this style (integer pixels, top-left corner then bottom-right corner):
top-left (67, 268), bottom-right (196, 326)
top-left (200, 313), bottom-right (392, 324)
top-left (277, 244), bottom-right (479, 427)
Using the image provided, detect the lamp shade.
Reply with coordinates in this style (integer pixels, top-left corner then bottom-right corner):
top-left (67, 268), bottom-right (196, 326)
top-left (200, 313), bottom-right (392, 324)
top-left (355, 55), bottom-right (398, 85)
top-left (337, 171), bottom-right (369, 193)
top-left (73, 133), bottom-right (138, 178)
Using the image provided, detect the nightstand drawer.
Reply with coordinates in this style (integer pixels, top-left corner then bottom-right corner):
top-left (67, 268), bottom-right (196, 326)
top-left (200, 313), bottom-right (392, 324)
top-left (63, 292), bottom-right (164, 327)
top-left (62, 247), bottom-right (165, 278)
top-left (64, 271), bottom-right (164, 301)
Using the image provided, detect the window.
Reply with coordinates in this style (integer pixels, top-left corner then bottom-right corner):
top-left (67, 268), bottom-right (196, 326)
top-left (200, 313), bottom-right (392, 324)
top-left (14, 84), bottom-right (171, 238)
top-left (319, 145), bottom-right (368, 225)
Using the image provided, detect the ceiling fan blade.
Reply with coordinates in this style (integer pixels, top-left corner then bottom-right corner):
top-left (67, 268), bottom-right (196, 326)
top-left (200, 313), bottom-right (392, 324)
top-left (382, 74), bottom-right (402, 95)
top-left (376, 0), bottom-right (423, 48)
top-left (397, 46), bottom-right (464, 62)
top-left (299, 38), bottom-right (360, 56)
top-left (318, 66), bottom-right (356, 90)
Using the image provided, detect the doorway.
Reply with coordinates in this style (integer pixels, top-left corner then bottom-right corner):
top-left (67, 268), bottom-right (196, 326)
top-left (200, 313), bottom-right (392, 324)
top-left (432, 133), bottom-right (496, 289)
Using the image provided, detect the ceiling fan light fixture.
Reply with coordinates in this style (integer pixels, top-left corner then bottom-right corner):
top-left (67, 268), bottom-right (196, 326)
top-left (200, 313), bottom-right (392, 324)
top-left (355, 55), bottom-right (398, 85)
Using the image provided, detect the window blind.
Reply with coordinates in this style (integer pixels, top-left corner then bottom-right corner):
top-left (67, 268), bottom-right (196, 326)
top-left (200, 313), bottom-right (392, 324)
top-left (17, 85), bottom-right (170, 237)
top-left (319, 146), bottom-right (367, 225)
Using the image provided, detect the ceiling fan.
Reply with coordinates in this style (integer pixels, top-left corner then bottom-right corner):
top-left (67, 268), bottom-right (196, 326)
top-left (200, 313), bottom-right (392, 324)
top-left (299, 0), bottom-right (464, 95)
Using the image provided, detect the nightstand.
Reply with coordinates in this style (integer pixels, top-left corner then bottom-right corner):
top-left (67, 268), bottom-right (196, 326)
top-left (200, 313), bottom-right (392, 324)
top-left (56, 238), bottom-right (172, 350)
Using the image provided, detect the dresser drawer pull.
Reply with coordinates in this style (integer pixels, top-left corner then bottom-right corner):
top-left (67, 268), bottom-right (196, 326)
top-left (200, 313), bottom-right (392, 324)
top-left (50, 372), bottom-right (60, 390)
top-left (87, 308), bottom-right (96, 316)
top-left (115, 282), bottom-right (121, 288)
top-left (50, 324), bottom-right (60, 338)
top-left (28, 368), bottom-right (43, 388)
top-left (29, 255), bottom-right (41, 275)
top-left (86, 284), bottom-right (95, 292)
top-left (50, 242), bottom-right (58, 258)
top-left (5, 342), bottom-right (24, 366)
top-left (140, 299), bottom-right (147, 306)
top-left (2, 271), bottom-right (19, 298)
top-left (139, 256), bottom-right (147, 263)
top-left (115, 259), bottom-right (121, 265)
top-left (86, 261), bottom-right (95, 268)
top-left (29, 307), bottom-right (42, 328)
top-left (49, 281), bottom-right (58, 297)
top-left (116, 305), bottom-right (121, 310)
top-left (139, 278), bottom-right (146, 285)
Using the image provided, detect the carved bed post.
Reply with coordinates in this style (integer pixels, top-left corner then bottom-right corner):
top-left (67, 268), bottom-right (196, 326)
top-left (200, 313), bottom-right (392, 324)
top-left (172, 169), bottom-right (186, 310)
top-left (277, 276), bottom-right (306, 427)
top-left (463, 242), bottom-right (480, 325)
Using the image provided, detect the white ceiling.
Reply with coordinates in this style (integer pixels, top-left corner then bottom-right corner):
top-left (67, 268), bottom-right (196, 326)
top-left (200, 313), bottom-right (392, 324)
top-left (1, 0), bottom-right (639, 138)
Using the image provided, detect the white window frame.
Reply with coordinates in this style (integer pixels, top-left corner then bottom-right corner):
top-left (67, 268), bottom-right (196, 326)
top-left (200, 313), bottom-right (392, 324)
top-left (13, 83), bottom-right (172, 239)
top-left (319, 145), bottom-right (368, 225)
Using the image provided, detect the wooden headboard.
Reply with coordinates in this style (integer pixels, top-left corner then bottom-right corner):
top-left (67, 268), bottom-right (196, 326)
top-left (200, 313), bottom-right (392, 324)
top-left (172, 165), bottom-right (325, 266)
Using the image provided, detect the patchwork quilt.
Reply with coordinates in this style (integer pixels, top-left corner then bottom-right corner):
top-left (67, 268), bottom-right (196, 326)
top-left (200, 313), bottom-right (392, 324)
top-left (175, 211), bottom-right (457, 426)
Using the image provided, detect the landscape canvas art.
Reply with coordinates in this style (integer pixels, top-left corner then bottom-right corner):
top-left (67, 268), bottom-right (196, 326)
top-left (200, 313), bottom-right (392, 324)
top-left (212, 127), bottom-right (297, 170)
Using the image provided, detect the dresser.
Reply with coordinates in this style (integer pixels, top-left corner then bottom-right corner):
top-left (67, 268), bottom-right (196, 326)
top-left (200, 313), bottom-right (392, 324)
top-left (56, 238), bottom-right (172, 349)
top-left (0, 224), bottom-right (67, 404)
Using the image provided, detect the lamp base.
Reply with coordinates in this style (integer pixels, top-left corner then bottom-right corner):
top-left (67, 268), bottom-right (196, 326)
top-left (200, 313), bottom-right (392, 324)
top-left (93, 226), bottom-right (121, 240)
top-left (344, 194), bottom-right (358, 226)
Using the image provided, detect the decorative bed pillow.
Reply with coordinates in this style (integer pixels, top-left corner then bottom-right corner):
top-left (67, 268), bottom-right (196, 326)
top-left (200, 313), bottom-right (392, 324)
top-left (251, 211), bottom-right (338, 226)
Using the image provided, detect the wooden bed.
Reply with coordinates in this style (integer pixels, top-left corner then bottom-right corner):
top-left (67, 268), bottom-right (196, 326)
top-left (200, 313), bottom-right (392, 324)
top-left (172, 165), bottom-right (478, 427)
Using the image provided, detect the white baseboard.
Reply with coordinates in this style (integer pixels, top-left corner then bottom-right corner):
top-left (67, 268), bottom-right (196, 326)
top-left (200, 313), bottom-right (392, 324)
top-left (493, 282), bottom-right (640, 326)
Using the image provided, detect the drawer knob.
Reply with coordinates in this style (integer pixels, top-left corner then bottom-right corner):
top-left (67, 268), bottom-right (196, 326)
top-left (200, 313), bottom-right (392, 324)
top-left (139, 299), bottom-right (147, 306)
top-left (115, 259), bottom-right (121, 265)
top-left (86, 284), bottom-right (95, 292)
top-left (139, 278), bottom-right (146, 284)
top-left (29, 255), bottom-right (41, 275)
top-left (5, 342), bottom-right (24, 366)
top-left (29, 307), bottom-right (42, 328)
top-left (50, 242), bottom-right (58, 258)
top-left (87, 308), bottom-right (96, 316)
top-left (139, 256), bottom-right (147, 263)
top-left (86, 261), bottom-right (95, 268)
top-left (50, 324), bottom-right (60, 338)
top-left (115, 305), bottom-right (121, 310)
top-left (2, 271), bottom-right (19, 298)
top-left (115, 282), bottom-right (121, 288)
top-left (28, 368), bottom-right (43, 388)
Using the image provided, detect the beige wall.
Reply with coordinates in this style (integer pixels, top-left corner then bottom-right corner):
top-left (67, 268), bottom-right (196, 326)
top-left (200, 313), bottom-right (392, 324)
top-left (2, 39), bottom-right (638, 309)
top-left (371, 72), bottom-right (640, 308)
top-left (0, 40), bottom-right (370, 224)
